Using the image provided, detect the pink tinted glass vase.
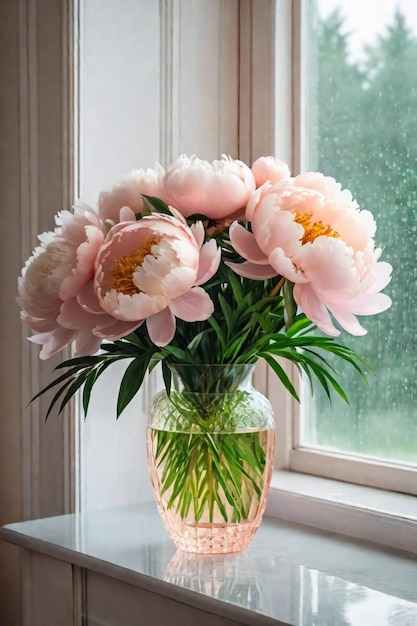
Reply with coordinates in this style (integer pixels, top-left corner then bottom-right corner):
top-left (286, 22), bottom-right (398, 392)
top-left (147, 364), bottom-right (275, 554)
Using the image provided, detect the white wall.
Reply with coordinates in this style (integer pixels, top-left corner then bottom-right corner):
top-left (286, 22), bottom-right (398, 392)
top-left (79, 0), bottom-right (240, 510)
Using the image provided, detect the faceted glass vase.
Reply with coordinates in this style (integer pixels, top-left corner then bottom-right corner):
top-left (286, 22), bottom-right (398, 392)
top-left (147, 364), bottom-right (275, 554)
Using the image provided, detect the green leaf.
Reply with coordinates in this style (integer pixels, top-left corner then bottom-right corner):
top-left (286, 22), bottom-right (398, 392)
top-left (226, 267), bottom-right (244, 302)
top-left (162, 361), bottom-right (172, 395)
top-left (286, 315), bottom-right (315, 337)
top-left (116, 357), bottom-right (149, 418)
top-left (44, 377), bottom-right (76, 421)
top-left (218, 293), bottom-right (233, 332)
top-left (82, 370), bottom-right (99, 417)
top-left (31, 365), bottom-right (86, 404)
top-left (223, 328), bottom-right (251, 360)
top-left (141, 194), bottom-right (171, 214)
top-left (55, 355), bottom-right (106, 369)
top-left (207, 317), bottom-right (227, 354)
top-left (260, 352), bottom-right (300, 401)
top-left (58, 369), bottom-right (92, 415)
top-left (148, 352), bottom-right (165, 373)
top-left (187, 329), bottom-right (210, 354)
top-left (161, 345), bottom-right (193, 361)
top-left (82, 359), bottom-right (115, 417)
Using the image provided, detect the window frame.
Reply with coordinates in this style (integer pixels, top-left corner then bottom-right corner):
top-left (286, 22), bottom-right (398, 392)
top-left (261, 0), bottom-right (417, 517)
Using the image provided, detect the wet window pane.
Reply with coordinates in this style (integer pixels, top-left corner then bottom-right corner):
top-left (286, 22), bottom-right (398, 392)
top-left (301, 0), bottom-right (417, 465)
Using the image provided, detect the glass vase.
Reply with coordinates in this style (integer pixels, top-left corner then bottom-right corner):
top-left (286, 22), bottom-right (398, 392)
top-left (147, 364), bottom-right (275, 554)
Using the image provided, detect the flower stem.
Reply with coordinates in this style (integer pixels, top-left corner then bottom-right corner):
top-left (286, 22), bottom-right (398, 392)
top-left (270, 276), bottom-right (284, 298)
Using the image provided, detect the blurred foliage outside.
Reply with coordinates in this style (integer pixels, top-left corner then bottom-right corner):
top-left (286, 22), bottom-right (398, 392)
top-left (303, 6), bottom-right (417, 464)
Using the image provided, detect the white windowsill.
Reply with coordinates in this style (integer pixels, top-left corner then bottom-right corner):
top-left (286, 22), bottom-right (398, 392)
top-left (267, 471), bottom-right (417, 554)
top-left (1, 502), bottom-right (416, 625)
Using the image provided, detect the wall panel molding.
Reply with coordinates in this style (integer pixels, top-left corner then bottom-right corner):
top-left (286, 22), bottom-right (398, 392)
top-left (0, 0), bottom-right (77, 622)
top-left (159, 0), bottom-right (181, 166)
top-left (238, 0), bottom-right (292, 164)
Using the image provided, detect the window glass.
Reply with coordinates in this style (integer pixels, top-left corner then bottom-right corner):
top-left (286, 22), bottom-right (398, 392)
top-left (301, 0), bottom-right (417, 465)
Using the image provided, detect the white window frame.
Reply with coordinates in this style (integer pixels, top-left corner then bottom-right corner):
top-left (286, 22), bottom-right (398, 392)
top-left (253, 0), bottom-right (417, 553)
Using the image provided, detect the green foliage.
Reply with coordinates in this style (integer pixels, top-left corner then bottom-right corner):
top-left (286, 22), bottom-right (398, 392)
top-left (151, 426), bottom-right (267, 523)
top-left (36, 266), bottom-right (367, 418)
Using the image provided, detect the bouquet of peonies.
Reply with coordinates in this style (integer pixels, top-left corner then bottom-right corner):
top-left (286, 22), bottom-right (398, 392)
top-left (18, 154), bottom-right (392, 416)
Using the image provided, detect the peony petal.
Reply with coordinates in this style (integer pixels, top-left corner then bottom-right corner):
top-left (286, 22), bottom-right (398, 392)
top-left (347, 292), bottom-right (392, 316)
top-left (93, 319), bottom-right (143, 340)
top-left (368, 260), bottom-right (393, 293)
top-left (119, 206), bottom-right (137, 222)
top-left (252, 197), bottom-right (303, 258)
top-left (229, 222), bottom-right (270, 264)
top-left (74, 330), bottom-right (102, 356)
top-left (169, 287), bottom-right (214, 322)
top-left (77, 281), bottom-right (104, 314)
top-left (195, 240), bottom-right (221, 285)
top-left (135, 260), bottom-right (196, 300)
top-left (20, 311), bottom-right (57, 333)
top-left (293, 283), bottom-right (340, 337)
top-left (225, 260), bottom-right (278, 280)
top-left (98, 166), bottom-right (166, 223)
top-left (268, 248), bottom-right (309, 284)
top-left (58, 298), bottom-right (96, 329)
top-left (190, 221), bottom-right (205, 249)
top-left (163, 155), bottom-right (255, 219)
top-left (59, 225), bottom-right (104, 300)
top-left (251, 156), bottom-right (291, 187)
top-left (29, 327), bottom-right (76, 360)
top-left (101, 290), bottom-right (168, 322)
top-left (329, 307), bottom-right (367, 336)
top-left (297, 237), bottom-right (355, 292)
top-left (146, 307), bottom-right (176, 346)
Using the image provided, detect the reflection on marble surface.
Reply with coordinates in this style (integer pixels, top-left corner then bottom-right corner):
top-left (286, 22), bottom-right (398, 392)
top-left (2, 503), bottom-right (417, 625)
top-left (164, 550), bottom-right (268, 615)
top-left (297, 566), bottom-right (417, 626)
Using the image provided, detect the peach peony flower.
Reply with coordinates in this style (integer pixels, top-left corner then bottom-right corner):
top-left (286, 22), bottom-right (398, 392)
top-left (228, 173), bottom-right (392, 336)
top-left (163, 154), bottom-right (256, 219)
top-left (94, 210), bottom-right (221, 346)
top-left (17, 204), bottom-right (138, 359)
top-left (251, 156), bottom-right (291, 187)
top-left (98, 163), bottom-right (166, 224)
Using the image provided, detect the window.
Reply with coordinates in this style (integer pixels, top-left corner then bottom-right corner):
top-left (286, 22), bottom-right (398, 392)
top-left (273, 0), bottom-right (417, 497)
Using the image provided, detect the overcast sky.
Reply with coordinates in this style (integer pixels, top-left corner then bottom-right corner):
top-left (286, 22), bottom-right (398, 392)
top-left (319, 0), bottom-right (417, 61)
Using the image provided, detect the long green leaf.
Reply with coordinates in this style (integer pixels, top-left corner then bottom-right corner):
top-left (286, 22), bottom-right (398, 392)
top-left (44, 377), bottom-right (76, 421)
top-left (207, 317), bottom-right (227, 353)
top-left (58, 370), bottom-right (92, 415)
top-left (31, 365), bottom-right (86, 403)
top-left (117, 357), bottom-right (149, 418)
top-left (82, 359), bottom-right (115, 417)
top-left (260, 353), bottom-right (300, 401)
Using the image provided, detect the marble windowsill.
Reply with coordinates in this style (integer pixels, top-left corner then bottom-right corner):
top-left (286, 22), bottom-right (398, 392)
top-left (1, 502), bottom-right (416, 626)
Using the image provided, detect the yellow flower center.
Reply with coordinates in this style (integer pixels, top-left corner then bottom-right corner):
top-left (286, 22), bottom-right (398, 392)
top-left (112, 236), bottom-right (161, 295)
top-left (292, 211), bottom-right (340, 245)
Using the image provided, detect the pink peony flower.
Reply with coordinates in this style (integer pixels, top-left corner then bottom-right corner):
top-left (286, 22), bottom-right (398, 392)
top-left (251, 156), bottom-right (291, 187)
top-left (163, 154), bottom-right (256, 219)
top-left (98, 164), bottom-right (166, 224)
top-left (228, 173), bottom-right (392, 336)
top-left (94, 210), bottom-right (221, 346)
top-left (17, 204), bottom-right (138, 359)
